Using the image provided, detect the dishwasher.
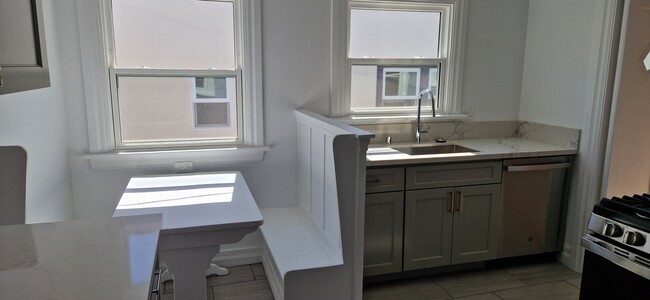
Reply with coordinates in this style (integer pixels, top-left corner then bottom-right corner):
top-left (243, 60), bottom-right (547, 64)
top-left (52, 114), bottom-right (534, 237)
top-left (497, 156), bottom-right (572, 259)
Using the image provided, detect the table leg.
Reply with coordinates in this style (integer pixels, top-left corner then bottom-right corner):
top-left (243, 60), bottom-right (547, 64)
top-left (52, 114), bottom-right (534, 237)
top-left (159, 246), bottom-right (219, 300)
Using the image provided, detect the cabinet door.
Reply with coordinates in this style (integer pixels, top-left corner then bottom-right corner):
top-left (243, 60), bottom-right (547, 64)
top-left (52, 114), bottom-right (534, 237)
top-left (364, 192), bottom-right (404, 276)
top-left (0, 0), bottom-right (50, 95)
top-left (451, 184), bottom-right (501, 264)
top-left (403, 188), bottom-right (454, 271)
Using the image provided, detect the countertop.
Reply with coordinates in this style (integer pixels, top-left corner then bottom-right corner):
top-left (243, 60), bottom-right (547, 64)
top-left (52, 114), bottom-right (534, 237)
top-left (366, 138), bottom-right (578, 167)
top-left (0, 214), bottom-right (162, 300)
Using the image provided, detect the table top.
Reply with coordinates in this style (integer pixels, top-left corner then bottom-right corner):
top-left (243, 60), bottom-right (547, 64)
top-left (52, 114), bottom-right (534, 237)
top-left (114, 172), bottom-right (263, 235)
top-left (0, 214), bottom-right (162, 300)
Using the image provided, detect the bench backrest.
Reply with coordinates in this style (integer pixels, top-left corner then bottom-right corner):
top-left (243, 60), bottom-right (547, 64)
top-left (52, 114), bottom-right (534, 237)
top-left (295, 109), bottom-right (373, 299)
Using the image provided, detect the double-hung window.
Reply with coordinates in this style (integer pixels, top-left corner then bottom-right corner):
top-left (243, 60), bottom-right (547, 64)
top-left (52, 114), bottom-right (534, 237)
top-left (106, 0), bottom-right (249, 150)
top-left (345, 0), bottom-right (465, 116)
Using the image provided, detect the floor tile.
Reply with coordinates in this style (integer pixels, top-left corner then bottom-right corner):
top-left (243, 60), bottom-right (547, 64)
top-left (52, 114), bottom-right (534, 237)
top-left (433, 269), bottom-right (526, 298)
top-left (251, 263), bottom-right (267, 281)
top-left (505, 262), bottom-right (580, 285)
top-left (212, 279), bottom-right (274, 300)
top-left (495, 281), bottom-right (579, 300)
top-left (364, 278), bottom-right (451, 300)
top-left (452, 293), bottom-right (501, 300)
top-left (164, 265), bottom-right (256, 294)
top-left (206, 265), bottom-right (256, 287)
top-left (565, 277), bottom-right (581, 289)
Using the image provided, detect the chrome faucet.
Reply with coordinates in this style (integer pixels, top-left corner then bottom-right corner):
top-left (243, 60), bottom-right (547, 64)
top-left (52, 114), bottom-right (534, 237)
top-left (415, 89), bottom-right (435, 143)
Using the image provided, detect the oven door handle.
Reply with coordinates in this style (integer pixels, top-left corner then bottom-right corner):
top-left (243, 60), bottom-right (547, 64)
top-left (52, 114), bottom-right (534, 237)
top-left (582, 236), bottom-right (650, 281)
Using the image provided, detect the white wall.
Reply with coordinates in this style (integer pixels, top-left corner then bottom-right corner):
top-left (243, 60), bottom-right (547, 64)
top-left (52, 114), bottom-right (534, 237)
top-left (462, 0), bottom-right (529, 121)
top-left (0, 0), bottom-right (74, 223)
top-left (519, 0), bottom-right (605, 128)
top-left (57, 0), bottom-right (531, 221)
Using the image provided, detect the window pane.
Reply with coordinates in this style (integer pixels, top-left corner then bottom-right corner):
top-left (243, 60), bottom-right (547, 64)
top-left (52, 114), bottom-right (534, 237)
top-left (116, 75), bottom-right (238, 144)
top-left (112, 0), bottom-right (235, 69)
top-left (350, 65), bottom-right (439, 110)
top-left (349, 9), bottom-right (441, 59)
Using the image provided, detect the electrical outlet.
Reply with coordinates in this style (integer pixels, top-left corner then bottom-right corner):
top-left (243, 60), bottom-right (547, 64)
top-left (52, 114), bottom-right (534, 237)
top-left (173, 161), bottom-right (194, 173)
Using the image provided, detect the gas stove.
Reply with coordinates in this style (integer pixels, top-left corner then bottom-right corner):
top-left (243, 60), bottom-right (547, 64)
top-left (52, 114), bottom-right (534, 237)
top-left (580, 194), bottom-right (650, 299)
top-left (589, 194), bottom-right (650, 246)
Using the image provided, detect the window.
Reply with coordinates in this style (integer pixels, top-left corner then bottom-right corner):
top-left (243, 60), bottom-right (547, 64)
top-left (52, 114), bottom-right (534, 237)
top-left (105, 0), bottom-right (251, 150)
top-left (342, 0), bottom-right (466, 117)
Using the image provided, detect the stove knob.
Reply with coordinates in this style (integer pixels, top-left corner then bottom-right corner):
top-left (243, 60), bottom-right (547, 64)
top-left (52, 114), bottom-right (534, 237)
top-left (623, 231), bottom-right (645, 246)
top-left (603, 223), bottom-right (623, 237)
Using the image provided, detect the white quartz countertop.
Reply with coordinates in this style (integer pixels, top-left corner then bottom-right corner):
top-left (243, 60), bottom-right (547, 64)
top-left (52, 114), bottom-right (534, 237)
top-left (366, 138), bottom-right (578, 166)
top-left (0, 214), bottom-right (162, 300)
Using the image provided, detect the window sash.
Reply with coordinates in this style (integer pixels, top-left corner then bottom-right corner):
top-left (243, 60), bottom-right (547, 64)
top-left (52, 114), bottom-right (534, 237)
top-left (348, 58), bottom-right (445, 114)
top-left (109, 68), bottom-right (244, 150)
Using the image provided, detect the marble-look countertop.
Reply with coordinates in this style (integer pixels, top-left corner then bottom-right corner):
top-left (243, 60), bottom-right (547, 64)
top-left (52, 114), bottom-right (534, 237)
top-left (366, 138), bottom-right (578, 166)
top-left (0, 214), bottom-right (162, 300)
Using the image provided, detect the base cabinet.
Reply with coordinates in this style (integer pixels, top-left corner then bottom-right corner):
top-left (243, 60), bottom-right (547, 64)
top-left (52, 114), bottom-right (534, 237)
top-left (364, 191), bottom-right (404, 276)
top-left (403, 185), bottom-right (501, 271)
top-left (364, 161), bottom-right (503, 277)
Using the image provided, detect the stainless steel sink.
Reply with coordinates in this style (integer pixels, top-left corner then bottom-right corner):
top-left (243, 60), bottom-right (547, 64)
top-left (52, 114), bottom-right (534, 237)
top-left (392, 144), bottom-right (478, 155)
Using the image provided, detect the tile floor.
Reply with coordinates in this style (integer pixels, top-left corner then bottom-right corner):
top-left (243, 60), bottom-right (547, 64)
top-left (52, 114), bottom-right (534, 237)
top-left (160, 264), bottom-right (274, 300)
top-left (160, 261), bottom-right (581, 300)
top-left (364, 262), bottom-right (582, 300)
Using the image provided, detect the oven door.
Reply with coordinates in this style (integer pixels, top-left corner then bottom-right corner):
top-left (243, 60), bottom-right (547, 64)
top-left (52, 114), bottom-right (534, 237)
top-left (580, 236), bottom-right (650, 299)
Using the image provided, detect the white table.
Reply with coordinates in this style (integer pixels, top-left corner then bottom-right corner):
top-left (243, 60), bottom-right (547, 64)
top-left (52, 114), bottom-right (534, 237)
top-left (113, 172), bottom-right (263, 300)
top-left (0, 215), bottom-right (162, 300)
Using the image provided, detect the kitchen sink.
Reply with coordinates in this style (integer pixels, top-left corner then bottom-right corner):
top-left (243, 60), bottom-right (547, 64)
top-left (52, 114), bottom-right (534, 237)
top-left (391, 144), bottom-right (478, 155)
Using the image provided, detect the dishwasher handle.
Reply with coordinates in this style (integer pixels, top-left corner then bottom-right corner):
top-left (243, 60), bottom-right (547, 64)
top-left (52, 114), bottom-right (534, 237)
top-left (504, 162), bottom-right (571, 172)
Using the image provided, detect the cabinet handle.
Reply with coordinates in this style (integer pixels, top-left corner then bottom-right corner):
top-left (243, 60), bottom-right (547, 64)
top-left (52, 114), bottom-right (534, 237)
top-left (151, 269), bottom-right (162, 296)
top-left (366, 177), bottom-right (381, 183)
top-left (0, 66), bottom-right (3, 88)
top-left (448, 191), bottom-right (454, 212)
top-left (456, 191), bottom-right (463, 213)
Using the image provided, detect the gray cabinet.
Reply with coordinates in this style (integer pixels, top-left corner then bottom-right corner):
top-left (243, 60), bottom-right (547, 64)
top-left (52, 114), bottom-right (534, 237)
top-left (364, 161), bottom-right (504, 276)
top-left (403, 184), bottom-right (501, 270)
top-left (364, 191), bottom-right (404, 276)
top-left (0, 0), bottom-right (50, 95)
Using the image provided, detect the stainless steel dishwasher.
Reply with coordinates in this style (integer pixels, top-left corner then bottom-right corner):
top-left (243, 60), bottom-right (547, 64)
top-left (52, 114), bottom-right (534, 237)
top-left (497, 156), bottom-right (572, 258)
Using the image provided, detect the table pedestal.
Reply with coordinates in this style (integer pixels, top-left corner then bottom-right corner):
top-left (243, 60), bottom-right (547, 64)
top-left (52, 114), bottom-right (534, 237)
top-left (159, 246), bottom-right (220, 300)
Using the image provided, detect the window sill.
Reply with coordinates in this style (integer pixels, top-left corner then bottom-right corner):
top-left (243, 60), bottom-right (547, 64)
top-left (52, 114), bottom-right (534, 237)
top-left (84, 146), bottom-right (270, 171)
top-left (334, 113), bottom-right (472, 126)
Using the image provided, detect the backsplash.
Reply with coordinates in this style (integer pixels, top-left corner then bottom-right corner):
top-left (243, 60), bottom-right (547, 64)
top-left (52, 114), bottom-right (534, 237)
top-left (356, 120), bottom-right (580, 149)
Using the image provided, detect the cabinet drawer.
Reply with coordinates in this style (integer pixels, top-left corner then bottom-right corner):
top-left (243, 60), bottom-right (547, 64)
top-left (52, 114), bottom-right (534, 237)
top-left (406, 161), bottom-right (502, 190)
top-left (366, 167), bottom-right (405, 193)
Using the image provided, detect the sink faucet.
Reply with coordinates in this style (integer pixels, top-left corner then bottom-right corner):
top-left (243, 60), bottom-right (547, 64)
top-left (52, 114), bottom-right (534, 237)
top-left (415, 89), bottom-right (435, 143)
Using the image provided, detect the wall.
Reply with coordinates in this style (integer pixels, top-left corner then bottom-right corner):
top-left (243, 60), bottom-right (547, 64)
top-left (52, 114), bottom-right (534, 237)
top-left (57, 0), bottom-right (531, 221)
top-left (0, 0), bottom-right (74, 223)
top-left (461, 0), bottom-right (529, 121)
top-left (605, 0), bottom-right (650, 197)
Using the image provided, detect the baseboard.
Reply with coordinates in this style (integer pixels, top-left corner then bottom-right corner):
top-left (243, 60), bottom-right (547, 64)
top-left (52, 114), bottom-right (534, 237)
top-left (212, 246), bottom-right (262, 267)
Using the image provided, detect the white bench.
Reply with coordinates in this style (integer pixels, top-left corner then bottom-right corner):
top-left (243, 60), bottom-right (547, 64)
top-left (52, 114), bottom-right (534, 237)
top-left (259, 109), bottom-right (373, 300)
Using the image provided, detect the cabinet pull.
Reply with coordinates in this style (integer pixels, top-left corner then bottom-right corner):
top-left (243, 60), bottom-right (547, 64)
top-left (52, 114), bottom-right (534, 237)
top-left (456, 191), bottom-right (463, 213)
top-left (366, 177), bottom-right (381, 183)
top-left (0, 66), bottom-right (3, 88)
top-left (448, 191), bottom-right (454, 212)
top-left (151, 269), bottom-right (162, 296)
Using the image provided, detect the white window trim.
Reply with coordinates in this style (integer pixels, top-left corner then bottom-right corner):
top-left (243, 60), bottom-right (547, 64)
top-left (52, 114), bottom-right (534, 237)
top-left (76, 0), bottom-right (266, 170)
top-left (330, 0), bottom-right (469, 121)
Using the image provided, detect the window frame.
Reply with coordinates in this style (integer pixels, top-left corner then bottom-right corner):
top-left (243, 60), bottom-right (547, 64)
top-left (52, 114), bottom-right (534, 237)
top-left (75, 0), bottom-right (265, 168)
top-left (105, 0), bottom-right (245, 150)
top-left (331, 0), bottom-right (468, 119)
